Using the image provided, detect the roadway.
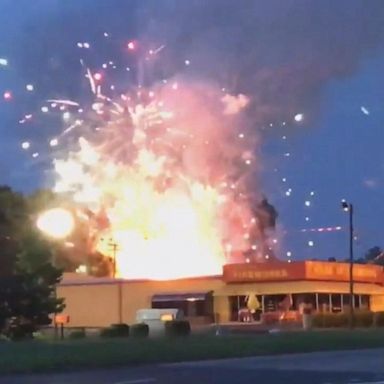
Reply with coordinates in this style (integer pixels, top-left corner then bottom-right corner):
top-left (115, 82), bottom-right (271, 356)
top-left (1, 348), bottom-right (384, 384)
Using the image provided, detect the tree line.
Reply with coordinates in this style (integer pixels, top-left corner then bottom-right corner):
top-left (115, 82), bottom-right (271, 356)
top-left (0, 186), bottom-right (64, 339)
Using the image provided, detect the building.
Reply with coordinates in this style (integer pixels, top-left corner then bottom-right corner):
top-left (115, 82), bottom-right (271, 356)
top-left (58, 260), bottom-right (384, 327)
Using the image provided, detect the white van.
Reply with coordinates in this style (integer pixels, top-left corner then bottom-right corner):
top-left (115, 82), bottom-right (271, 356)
top-left (136, 308), bottom-right (184, 336)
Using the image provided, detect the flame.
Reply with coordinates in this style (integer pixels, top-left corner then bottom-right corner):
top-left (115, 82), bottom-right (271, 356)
top-left (52, 82), bottom-right (260, 279)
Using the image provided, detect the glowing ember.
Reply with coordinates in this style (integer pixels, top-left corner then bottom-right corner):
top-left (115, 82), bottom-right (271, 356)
top-left (21, 141), bottom-right (30, 150)
top-left (294, 113), bottom-right (303, 122)
top-left (3, 91), bottom-right (12, 100)
top-left (93, 72), bottom-right (102, 81)
top-left (50, 138), bottom-right (59, 147)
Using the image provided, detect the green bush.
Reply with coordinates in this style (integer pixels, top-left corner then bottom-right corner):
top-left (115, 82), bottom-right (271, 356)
top-left (68, 328), bottom-right (86, 339)
top-left (100, 323), bottom-right (129, 338)
top-left (164, 320), bottom-right (191, 337)
top-left (313, 311), bottom-right (377, 328)
top-left (99, 327), bottom-right (115, 338)
top-left (374, 312), bottom-right (384, 327)
top-left (311, 313), bottom-right (323, 328)
top-left (5, 320), bottom-right (35, 341)
top-left (312, 313), bottom-right (349, 328)
top-left (130, 323), bottom-right (149, 338)
top-left (354, 311), bottom-right (374, 327)
top-left (32, 331), bottom-right (45, 340)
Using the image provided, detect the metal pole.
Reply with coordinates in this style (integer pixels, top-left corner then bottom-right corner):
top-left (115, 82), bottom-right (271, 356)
top-left (118, 280), bottom-right (123, 323)
top-left (52, 248), bottom-right (58, 339)
top-left (113, 244), bottom-right (117, 278)
top-left (349, 204), bottom-right (354, 328)
top-left (109, 241), bottom-right (117, 278)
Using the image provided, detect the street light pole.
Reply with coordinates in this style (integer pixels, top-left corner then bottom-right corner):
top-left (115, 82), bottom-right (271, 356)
top-left (348, 203), bottom-right (354, 329)
top-left (342, 200), bottom-right (354, 329)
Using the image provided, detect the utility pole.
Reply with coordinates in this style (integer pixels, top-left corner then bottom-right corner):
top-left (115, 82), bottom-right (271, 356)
top-left (342, 200), bottom-right (354, 329)
top-left (108, 239), bottom-right (122, 323)
top-left (108, 240), bottom-right (118, 278)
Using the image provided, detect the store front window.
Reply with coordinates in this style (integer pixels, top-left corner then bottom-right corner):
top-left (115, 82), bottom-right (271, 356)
top-left (229, 295), bottom-right (263, 321)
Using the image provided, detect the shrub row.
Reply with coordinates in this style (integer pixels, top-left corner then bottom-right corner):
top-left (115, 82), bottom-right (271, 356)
top-left (65, 324), bottom-right (150, 340)
top-left (164, 320), bottom-right (191, 337)
top-left (130, 323), bottom-right (150, 338)
top-left (99, 320), bottom-right (191, 339)
top-left (68, 328), bottom-right (86, 339)
top-left (312, 311), bottom-right (384, 328)
top-left (100, 323), bottom-right (131, 338)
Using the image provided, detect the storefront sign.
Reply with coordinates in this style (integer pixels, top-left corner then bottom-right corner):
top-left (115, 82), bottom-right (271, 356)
top-left (305, 261), bottom-right (382, 284)
top-left (223, 262), bottom-right (305, 283)
top-left (224, 261), bottom-right (384, 285)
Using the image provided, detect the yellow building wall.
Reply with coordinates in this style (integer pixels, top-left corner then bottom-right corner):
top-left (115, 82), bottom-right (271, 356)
top-left (213, 296), bottom-right (230, 323)
top-left (370, 295), bottom-right (384, 312)
top-left (58, 276), bottom-right (225, 327)
top-left (57, 283), bottom-right (120, 327)
top-left (121, 277), bottom-right (225, 324)
top-left (58, 274), bottom-right (384, 327)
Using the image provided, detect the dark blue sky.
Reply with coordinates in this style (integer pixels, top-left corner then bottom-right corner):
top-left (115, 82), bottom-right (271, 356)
top-left (0, 0), bottom-right (384, 262)
top-left (262, 54), bottom-right (384, 261)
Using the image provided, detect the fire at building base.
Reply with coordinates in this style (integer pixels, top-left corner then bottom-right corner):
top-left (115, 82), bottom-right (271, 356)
top-left (58, 260), bottom-right (384, 328)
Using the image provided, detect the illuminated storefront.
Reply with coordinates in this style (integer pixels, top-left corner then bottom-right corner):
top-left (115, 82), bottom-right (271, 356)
top-left (58, 260), bottom-right (384, 327)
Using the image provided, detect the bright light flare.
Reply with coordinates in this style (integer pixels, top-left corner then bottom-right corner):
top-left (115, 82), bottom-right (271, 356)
top-left (36, 208), bottom-right (75, 239)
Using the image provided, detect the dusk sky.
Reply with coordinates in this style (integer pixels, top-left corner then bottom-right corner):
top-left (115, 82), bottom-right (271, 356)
top-left (1, 0), bottom-right (384, 263)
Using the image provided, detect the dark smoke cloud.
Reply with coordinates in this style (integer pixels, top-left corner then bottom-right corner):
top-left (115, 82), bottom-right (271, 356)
top-left (138, 0), bottom-right (384, 123)
top-left (11, 0), bottom-right (384, 125)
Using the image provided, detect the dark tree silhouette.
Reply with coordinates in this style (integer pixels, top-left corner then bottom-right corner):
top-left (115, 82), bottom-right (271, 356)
top-left (0, 186), bottom-right (65, 339)
top-left (364, 246), bottom-right (384, 266)
top-left (244, 197), bottom-right (279, 262)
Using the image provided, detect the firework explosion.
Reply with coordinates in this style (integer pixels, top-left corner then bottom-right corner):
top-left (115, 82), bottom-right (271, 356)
top-left (45, 66), bottom-right (274, 279)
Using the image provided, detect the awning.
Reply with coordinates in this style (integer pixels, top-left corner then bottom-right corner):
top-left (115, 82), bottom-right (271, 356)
top-left (152, 292), bottom-right (211, 302)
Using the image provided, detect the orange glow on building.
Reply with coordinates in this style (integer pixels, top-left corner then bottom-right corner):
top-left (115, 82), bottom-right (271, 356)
top-left (58, 260), bottom-right (384, 328)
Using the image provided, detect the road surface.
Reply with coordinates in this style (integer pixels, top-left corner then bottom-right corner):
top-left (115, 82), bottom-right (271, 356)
top-left (1, 348), bottom-right (384, 384)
